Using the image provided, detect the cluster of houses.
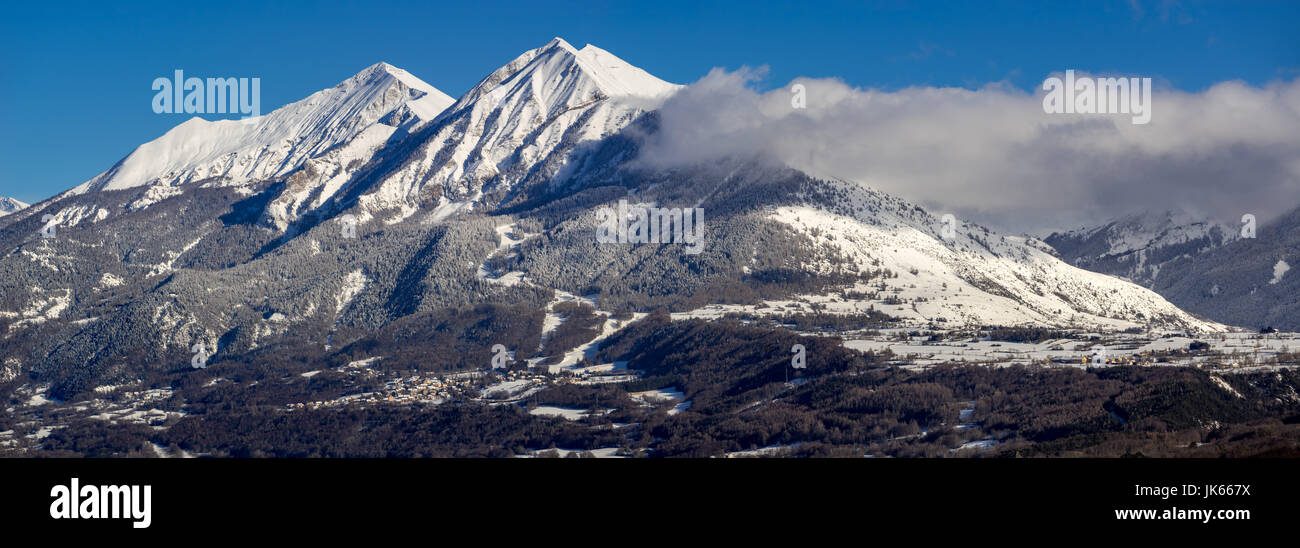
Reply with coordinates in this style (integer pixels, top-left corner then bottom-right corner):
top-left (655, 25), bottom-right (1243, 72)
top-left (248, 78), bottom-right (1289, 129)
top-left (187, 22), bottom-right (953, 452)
top-left (1079, 355), bottom-right (1159, 367)
top-left (109, 387), bottom-right (175, 404)
top-left (289, 373), bottom-right (480, 410)
top-left (284, 363), bottom-right (620, 411)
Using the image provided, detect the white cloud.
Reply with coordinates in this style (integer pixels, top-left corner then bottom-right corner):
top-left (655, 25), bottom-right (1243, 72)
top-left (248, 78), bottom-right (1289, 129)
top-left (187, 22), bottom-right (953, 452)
top-left (634, 68), bottom-right (1300, 233)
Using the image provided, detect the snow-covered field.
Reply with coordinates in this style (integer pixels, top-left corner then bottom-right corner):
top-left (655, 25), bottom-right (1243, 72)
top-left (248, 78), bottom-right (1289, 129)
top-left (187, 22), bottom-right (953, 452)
top-left (528, 405), bottom-right (612, 421)
top-left (630, 387), bottom-right (692, 415)
top-left (840, 330), bottom-right (1300, 370)
top-left (725, 443), bottom-right (804, 458)
top-left (516, 447), bottom-right (626, 458)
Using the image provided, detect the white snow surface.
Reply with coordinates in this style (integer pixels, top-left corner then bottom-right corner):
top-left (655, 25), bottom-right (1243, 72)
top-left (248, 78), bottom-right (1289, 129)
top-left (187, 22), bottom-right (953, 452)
top-left (630, 387), bottom-right (691, 415)
top-left (528, 406), bottom-right (603, 420)
top-left (1270, 259), bottom-right (1290, 285)
top-left (672, 178), bottom-right (1223, 333)
top-left (70, 63), bottom-right (453, 196)
top-left (757, 183), bottom-right (1225, 332)
top-left (334, 269), bottom-right (368, 315)
top-left (1055, 209), bottom-right (1237, 258)
top-left (51, 39), bottom-right (678, 234)
top-left (0, 197), bottom-right (28, 217)
top-left (361, 37), bottom-right (681, 210)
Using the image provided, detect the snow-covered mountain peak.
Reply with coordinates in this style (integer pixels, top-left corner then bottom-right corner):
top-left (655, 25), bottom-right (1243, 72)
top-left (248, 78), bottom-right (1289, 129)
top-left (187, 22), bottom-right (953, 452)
top-left (449, 37), bottom-right (678, 114)
top-left (1073, 209), bottom-right (1234, 254)
top-left (360, 38), bottom-right (681, 211)
top-left (346, 62), bottom-right (446, 99)
top-left (353, 61), bottom-right (406, 77)
top-left (571, 43), bottom-right (681, 99)
top-left (526, 37), bottom-right (679, 99)
top-left (0, 196), bottom-right (28, 217)
top-left (70, 62), bottom-right (454, 197)
top-left (1044, 208), bottom-right (1239, 287)
top-left (543, 36), bottom-right (577, 51)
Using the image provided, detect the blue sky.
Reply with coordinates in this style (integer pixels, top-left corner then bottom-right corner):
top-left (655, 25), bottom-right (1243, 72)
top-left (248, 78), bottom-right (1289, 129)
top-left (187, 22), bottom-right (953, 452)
top-left (1, 0), bottom-right (1296, 204)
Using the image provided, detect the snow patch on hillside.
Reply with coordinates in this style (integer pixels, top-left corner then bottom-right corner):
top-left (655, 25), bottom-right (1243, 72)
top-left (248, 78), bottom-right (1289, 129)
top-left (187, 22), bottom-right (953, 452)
top-left (335, 269), bottom-right (368, 315)
top-left (1210, 375), bottom-right (1244, 398)
top-left (127, 185), bottom-right (186, 211)
top-left (1270, 259), bottom-right (1290, 285)
top-left (146, 237), bottom-right (204, 278)
top-left (4, 288), bottom-right (73, 331)
top-left (98, 273), bottom-right (125, 289)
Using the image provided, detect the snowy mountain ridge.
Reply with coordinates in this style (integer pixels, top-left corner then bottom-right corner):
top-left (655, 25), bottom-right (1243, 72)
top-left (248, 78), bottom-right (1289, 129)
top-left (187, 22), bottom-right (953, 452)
top-left (768, 199), bottom-right (1223, 331)
top-left (1045, 209), bottom-right (1239, 285)
top-left (69, 62), bottom-right (454, 198)
top-left (47, 38), bottom-right (680, 232)
top-left (0, 197), bottom-right (27, 217)
top-left (0, 38), bottom-right (1249, 400)
top-left (356, 37), bottom-right (682, 213)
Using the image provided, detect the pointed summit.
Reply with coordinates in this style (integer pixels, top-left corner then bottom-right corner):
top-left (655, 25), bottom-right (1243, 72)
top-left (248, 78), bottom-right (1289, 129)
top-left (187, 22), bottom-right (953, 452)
top-left (73, 63), bottom-right (454, 195)
top-left (543, 36), bottom-right (576, 50)
top-left (360, 38), bottom-right (680, 211)
top-left (571, 42), bottom-right (680, 98)
top-left (453, 37), bottom-right (676, 111)
top-left (349, 62), bottom-right (449, 101)
top-left (0, 196), bottom-right (27, 217)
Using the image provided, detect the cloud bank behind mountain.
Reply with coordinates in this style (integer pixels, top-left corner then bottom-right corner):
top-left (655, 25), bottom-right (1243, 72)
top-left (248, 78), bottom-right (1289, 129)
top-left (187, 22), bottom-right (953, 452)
top-left (635, 68), bottom-right (1300, 234)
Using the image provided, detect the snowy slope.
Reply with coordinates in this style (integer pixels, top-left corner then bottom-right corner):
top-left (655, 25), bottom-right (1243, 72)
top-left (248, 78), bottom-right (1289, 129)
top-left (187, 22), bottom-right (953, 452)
top-left (1079, 210), bottom-right (1236, 256)
top-left (1131, 204), bottom-right (1300, 331)
top-left (766, 182), bottom-right (1224, 332)
top-left (359, 37), bottom-right (681, 212)
top-left (1044, 209), bottom-right (1237, 284)
top-left (0, 197), bottom-right (28, 217)
top-left (70, 63), bottom-right (454, 198)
